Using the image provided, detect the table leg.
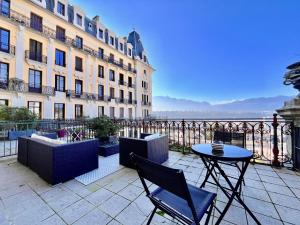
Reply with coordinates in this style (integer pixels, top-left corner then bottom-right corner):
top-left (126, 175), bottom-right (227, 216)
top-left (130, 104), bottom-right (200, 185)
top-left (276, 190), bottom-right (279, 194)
top-left (214, 160), bottom-right (262, 225)
top-left (200, 159), bottom-right (216, 188)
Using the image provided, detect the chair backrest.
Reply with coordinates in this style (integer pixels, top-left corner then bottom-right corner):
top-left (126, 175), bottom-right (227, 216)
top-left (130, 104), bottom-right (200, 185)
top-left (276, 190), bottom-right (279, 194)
top-left (130, 153), bottom-right (190, 201)
top-left (214, 131), bottom-right (245, 148)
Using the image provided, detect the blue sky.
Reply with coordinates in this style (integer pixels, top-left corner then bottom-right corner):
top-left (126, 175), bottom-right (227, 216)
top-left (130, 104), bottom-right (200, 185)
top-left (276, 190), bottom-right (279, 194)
top-left (72, 0), bottom-right (299, 103)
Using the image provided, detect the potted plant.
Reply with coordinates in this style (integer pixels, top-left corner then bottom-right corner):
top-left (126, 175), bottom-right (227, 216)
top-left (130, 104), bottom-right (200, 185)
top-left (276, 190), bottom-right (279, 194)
top-left (89, 116), bottom-right (120, 144)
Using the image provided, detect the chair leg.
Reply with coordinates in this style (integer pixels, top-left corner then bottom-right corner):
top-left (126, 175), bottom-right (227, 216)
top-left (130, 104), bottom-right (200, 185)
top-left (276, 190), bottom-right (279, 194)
top-left (146, 206), bottom-right (157, 225)
top-left (204, 204), bottom-right (214, 225)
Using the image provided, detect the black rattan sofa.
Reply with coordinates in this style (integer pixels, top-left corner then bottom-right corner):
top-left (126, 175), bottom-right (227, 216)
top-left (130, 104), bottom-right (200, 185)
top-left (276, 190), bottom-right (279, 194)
top-left (119, 133), bottom-right (169, 168)
top-left (18, 137), bottom-right (98, 185)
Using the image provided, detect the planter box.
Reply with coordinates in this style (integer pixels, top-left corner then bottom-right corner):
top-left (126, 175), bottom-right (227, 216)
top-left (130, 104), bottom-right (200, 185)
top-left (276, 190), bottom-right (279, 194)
top-left (8, 129), bottom-right (36, 140)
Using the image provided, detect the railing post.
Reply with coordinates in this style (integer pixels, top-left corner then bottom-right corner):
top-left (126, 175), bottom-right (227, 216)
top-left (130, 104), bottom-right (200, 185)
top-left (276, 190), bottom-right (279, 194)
top-left (182, 119), bottom-right (185, 153)
top-left (272, 113), bottom-right (280, 167)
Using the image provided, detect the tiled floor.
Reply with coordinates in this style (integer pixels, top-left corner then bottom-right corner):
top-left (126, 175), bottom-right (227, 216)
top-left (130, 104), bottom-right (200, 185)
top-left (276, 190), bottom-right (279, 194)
top-left (0, 152), bottom-right (300, 225)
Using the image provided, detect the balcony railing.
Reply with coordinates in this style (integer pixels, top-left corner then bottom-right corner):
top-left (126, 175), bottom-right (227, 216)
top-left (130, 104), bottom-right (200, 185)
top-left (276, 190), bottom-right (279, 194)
top-left (5, 9), bottom-right (138, 74)
top-left (0, 42), bottom-right (15, 55)
top-left (0, 79), bottom-right (8, 89)
top-left (5, 78), bottom-right (54, 96)
top-left (142, 101), bottom-right (151, 106)
top-left (128, 83), bottom-right (135, 88)
top-left (118, 80), bottom-right (127, 86)
top-left (25, 50), bottom-right (47, 64)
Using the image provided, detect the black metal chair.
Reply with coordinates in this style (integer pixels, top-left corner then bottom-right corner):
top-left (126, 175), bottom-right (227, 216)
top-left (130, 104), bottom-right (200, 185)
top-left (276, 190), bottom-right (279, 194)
top-left (130, 153), bottom-right (216, 225)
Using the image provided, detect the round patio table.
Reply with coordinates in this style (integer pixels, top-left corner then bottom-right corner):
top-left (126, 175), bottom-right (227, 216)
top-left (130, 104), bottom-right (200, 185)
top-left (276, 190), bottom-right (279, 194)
top-left (192, 144), bottom-right (261, 225)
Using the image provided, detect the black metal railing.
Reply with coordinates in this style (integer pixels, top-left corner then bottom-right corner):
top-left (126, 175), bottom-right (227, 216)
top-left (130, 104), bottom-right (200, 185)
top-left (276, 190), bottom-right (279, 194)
top-left (6, 78), bottom-right (54, 96)
top-left (25, 50), bottom-right (47, 64)
top-left (0, 116), bottom-right (293, 167)
top-left (142, 101), bottom-right (151, 106)
top-left (114, 115), bottom-right (293, 166)
top-left (119, 80), bottom-right (127, 86)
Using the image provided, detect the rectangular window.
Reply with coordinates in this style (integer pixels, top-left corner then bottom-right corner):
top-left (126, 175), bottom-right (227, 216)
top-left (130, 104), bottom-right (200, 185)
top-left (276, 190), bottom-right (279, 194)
top-left (75, 56), bottom-right (83, 71)
top-left (119, 90), bottom-right (124, 101)
top-left (119, 58), bottom-right (123, 66)
top-left (128, 48), bottom-right (132, 56)
top-left (98, 84), bottom-right (104, 100)
top-left (119, 73), bottom-right (124, 85)
top-left (98, 29), bottom-right (103, 39)
top-left (29, 69), bottom-right (41, 93)
top-left (55, 75), bottom-right (65, 92)
top-left (0, 99), bottom-right (8, 105)
top-left (109, 107), bottom-right (115, 118)
top-left (0, 62), bottom-right (8, 89)
top-left (98, 106), bottom-right (104, 117)
top-left (75, 104), bottom-right (83, 118)
top-left (75, 36), bottom-right (83, 49)
top-left (109, 87), bottom-right (115, 99)
top-left (109, 69), bottom-right (115, 81)
top-left (0, 0), bottom-right (10, 17)
top-left (76, 14), bottom-right (82, 26)
top-left (98, 48), bottom-right (104, 59)
top-left (57, 1), bottom-right (65, 16)
top-left (56, 26), bottom-right (65, 42)
top-left (120, 43), bottom-right (123, 51)
top-left (128, 63), bottom-right (132, 71)
top-left (110, 36), bottom-right (114, 45)
top-left (28, 101), bottom-right (41, 119)
top-left (75, 79), bottom-right (82, 96)
top-left (30, 13), bottom-right (43, 32)
top-left (98, 65), bottom-right (104, 78)
top-left (128, 76), bottom-right (132, 87)
top-left (109, 53), bottom-right (114, 63)
top-left (55, 49), bottom-right (65, 66)
top-left (128, 108), bottom-right (132, 119)
top-left (29, 39), bottom-right (42, 62)
top-left (128, 91), bottom-right (133, 103)
top-left (54, 103), bottom-right (65, 119)
top-left (0, 28), bottom-right (9, 53)
top-left (119, 107), bottom-right (124, 118)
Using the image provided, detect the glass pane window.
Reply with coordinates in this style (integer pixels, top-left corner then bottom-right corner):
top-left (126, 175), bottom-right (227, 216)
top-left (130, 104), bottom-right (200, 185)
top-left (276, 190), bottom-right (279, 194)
top-left (98, 29), bottom-right (103, 39)
top-left (119, 108), bottom-right (124, 118)
top-left (110, 36), bottom-right (114, 45)
top-left (55, 49), bottom-right (65, 66)
top-left (98, 106), bottom-right (104, 117)
top-left (75, 104), bottom-right (83, 118)
top-left (0, 62), bottom-right (8, 88)
top-left (28, 101), bottom-right (41, 119)
top-left (30, 13), bottom-right (43, 32)
top-left (29, 69), bottom-right (41, 92)
top-left (75, 79), bottom-right (82, 96)
top-left (75, 36), bottom-right (83, 49)
top-left (98, 65), bottom-right (104, 78)
top-left (57, 1), bottom-right (65, 16)
top-left (76, 14), bottom-right (82, 26)
top-left (109, 69), bottom-right (115, 81)
top-left (0, 99), bottom-right (8, 105)
top-left (29, 39), bottom-right (42, 62)
top-left (98, 48), bottom-right (104, 59)
top-left (54, 103), bottom-right (65, 119)
top-left (109, 107), bottom-right (114, 118)
top-left (55, 75), bottom-right (65, 92)
top-left (128, 108), bottom-right (132, 119)
top-left (98, 85), bottom-right (104, 98)
top-left (120, 43), bottom-right (123, 51)
top-left (1, 0), bottom-right (10, 17)
top-left (109, 87), bottom-right (114, 99)
top-left (56, 26), bottom-right (65, 42)
top-left (0, 28), bottom-right (9, 52)
top-left (75, 56), bottom-right (83, 71)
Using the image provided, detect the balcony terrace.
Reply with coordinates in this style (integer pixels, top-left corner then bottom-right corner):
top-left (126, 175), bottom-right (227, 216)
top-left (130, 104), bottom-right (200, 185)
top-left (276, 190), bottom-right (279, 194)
top-left (0, 150), bottom-right (299, 225)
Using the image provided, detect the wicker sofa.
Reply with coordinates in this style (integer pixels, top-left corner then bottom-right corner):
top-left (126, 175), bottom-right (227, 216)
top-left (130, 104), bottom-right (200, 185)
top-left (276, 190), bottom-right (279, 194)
top-left (119, 133), bottom-right (169, 168)
top-left (18, 137), bottom-right (98, 185)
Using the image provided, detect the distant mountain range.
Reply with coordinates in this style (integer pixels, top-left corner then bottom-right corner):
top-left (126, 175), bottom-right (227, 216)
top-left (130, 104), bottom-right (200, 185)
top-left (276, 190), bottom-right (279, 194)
top-left (152, 95), bottom-right (293, 119)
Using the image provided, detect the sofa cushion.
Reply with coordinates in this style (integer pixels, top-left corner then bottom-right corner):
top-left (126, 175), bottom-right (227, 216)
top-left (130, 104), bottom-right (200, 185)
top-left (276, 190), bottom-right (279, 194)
top-left (144, 133), bottom-right (160, 141)
top-left (31, 133), bottom-right (65, 145)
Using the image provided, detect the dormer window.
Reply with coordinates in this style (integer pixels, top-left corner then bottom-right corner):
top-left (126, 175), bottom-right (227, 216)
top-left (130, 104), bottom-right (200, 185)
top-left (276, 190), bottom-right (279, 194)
top-left (88, 22), bottom-right (93, 31)
top-left (57, 1), bottom-right (65, 16)
top-left (98, 29), bottom-right (103, 39)
top-left (128, 48), bottom-right (132, 56)
top-left (120, 43), bottom-right (123, 51)
top-left (76, 14), bottom-right (82, 26)
top-left (110, 36), bottom-right (114, 46)
top-left (143, 55), bottom-right (147, 62)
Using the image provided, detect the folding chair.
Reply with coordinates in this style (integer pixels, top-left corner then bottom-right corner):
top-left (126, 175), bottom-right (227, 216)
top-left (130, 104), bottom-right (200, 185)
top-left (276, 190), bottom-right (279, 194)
top-left (130, 153), bottom-right (216, 225)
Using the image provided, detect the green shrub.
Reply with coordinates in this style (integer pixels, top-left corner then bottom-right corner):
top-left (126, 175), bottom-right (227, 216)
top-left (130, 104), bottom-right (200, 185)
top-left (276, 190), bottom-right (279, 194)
top-left (0, 106), bottom-right (37, 121)
top-left (89, 116), bottom-right (120, 139)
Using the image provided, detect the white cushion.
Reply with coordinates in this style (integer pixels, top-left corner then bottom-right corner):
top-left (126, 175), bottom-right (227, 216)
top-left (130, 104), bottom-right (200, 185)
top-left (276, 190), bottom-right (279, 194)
top-left (144, 133), bottom-right (160, 141)
top-left (31, 133), bottom-right (66, 145)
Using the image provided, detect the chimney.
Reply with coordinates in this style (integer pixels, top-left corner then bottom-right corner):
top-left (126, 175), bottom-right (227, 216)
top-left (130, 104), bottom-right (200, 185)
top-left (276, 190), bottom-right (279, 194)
top-left (93, 15), bottom-right (100, 23)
